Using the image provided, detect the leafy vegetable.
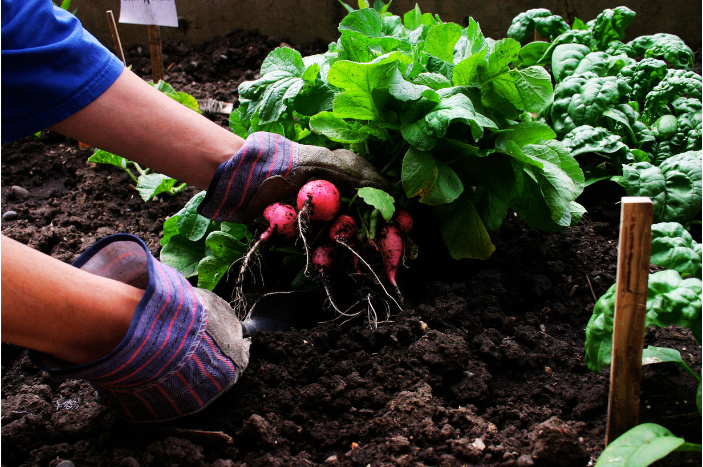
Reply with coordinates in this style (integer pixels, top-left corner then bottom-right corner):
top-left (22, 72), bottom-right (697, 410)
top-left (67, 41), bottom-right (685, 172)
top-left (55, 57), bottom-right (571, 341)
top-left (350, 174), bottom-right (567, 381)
top-left (584, 221), bottom-right (702, 374)
top-left (595, 423), bottom-right (701, 467)
top-left (228, 5), bottom-right (582, 260)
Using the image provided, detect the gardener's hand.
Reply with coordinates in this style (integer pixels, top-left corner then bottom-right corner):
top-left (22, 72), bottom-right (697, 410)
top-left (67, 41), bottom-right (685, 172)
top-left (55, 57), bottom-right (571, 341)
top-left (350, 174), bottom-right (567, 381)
top-left (198, 132), bottom-right (389, 223)
top-left (28, 234), bottom-right (250, 423)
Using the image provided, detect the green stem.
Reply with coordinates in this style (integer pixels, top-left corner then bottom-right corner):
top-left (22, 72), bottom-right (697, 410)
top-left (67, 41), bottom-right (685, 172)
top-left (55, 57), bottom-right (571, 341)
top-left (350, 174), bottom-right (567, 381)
top-left (169, 183), bottom-right (189, 196)
top-left (368, 208), bottom-right (379, 241)
top-left (678, 360), bottom-right (702, 384)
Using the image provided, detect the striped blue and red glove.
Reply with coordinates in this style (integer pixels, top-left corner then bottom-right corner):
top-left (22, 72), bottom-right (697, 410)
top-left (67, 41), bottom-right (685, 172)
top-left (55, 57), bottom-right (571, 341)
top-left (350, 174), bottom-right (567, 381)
top-left (198, 131), bottom-right (388, 223)
top-left (29, 234), bottom-right (250, 423)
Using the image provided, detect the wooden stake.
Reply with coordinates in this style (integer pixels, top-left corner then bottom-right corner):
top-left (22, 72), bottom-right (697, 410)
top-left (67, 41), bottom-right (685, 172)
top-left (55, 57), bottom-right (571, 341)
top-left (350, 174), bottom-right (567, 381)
top-left (605, 197), bottom-right (653, 445)
top-left (106, 10), bottom-right (126, 64)
top-left (147, 24), bottom-right (164, 83)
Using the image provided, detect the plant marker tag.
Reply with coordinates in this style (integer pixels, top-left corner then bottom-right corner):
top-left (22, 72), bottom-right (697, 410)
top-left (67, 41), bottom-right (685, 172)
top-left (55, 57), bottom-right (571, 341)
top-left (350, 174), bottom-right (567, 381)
top-left (606, 196), bottom-right (653, 446)
top-left (118, 0), bottom-right (178, 28)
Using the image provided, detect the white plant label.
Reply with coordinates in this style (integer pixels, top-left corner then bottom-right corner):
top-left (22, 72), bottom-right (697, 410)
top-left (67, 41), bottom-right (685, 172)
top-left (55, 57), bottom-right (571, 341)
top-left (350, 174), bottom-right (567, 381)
top-left (119, 0), bottom-right (179, 27)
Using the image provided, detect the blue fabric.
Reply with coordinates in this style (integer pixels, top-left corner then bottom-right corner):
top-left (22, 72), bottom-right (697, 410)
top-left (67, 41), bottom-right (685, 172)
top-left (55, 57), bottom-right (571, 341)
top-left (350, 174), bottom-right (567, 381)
top-left (1, 0), bottom-right (124, 143)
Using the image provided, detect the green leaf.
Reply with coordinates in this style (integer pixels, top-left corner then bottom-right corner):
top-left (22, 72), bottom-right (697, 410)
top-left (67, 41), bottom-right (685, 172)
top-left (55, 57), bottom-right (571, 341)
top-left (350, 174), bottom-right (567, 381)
top-left (136, 173), bottom-right (178, 202)
top-left (339, 8), bottom-right (383, 38)
top-left (401, 93), bottom-right (496, 150)
top-left (328, 57), bottom-right (399, 120)
top-left (628, 33), bottom-right (695, 70)
top-left (389, 67), bottom-right (440, 102)
top-left (590, 6), bottom-right (636, 51)
top-left (650, 222), bottom-right (702, 278)
top-left (260, 47), bottom-right (306, 76)
top-left (196, 230), bottom-right (248, 290)
top-left (424, 23), bottom-right (463, 63)
top-left (595, 424), bottom-right (691, 467)
top-left (161, 215), bottom-right (180, 246)
top-left (646, 270), bottom-right (702, 342)
top-left (585, 283), bottom-right (617, 373)
top-left (562, 125), bottom-right (628, 156)
top-left (620, 151), bottom-right (702, 224)
top-left (434, 193), bottom-right (495, 260)
top-left (356, 187), bottom-right (395, 220)
top-left (89, 149), bottom-right (129, 169)
top-left (159, 234), bottom-right (207, 278)
top-left (641, 346), bottom-right (700, 383)
top-left (510, 66), bottom-right (554, 113)
top-left (402, 147), bottom-right (464, 205)
top-left (518, 41), bottom-right (550, 68)
top-left (551, 44), bottom-right (593, 83)
top-left (310, 112), bottom-right (372, 143)
top-left (176, 191), bottom-right (211, 242)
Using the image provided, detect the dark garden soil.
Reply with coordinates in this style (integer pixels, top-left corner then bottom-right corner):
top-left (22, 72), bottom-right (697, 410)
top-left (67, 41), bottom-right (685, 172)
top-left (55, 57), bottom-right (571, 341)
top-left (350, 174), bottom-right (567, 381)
top-left (2, 30), bottom-right (701, 467)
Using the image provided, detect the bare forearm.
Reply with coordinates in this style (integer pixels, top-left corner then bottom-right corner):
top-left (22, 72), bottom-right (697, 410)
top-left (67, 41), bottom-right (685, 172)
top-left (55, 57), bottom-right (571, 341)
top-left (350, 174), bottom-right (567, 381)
top-left (1, 236), bottom-right (143, 364)
top-left (50, 67), bottom-right (244, 189)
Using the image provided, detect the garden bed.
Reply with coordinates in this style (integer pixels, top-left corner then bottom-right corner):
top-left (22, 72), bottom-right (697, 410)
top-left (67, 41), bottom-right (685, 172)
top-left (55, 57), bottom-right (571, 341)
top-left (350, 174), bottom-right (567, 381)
top-left (1, 29), bottom-right (701, 467)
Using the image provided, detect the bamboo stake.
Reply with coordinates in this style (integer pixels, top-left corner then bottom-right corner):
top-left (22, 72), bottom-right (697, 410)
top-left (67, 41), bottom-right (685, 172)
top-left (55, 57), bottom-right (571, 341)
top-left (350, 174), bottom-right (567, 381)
top-left (605, 197), bottom-right (654, 445)
top-left (147, 24), bottom-right (164, 83)
top-left (106, 10), bottom-right (126, 64)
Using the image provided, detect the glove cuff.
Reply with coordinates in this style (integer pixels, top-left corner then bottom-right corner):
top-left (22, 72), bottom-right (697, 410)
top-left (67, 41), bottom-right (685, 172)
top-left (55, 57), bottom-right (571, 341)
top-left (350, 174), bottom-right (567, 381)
top-left (29, 234), bottom-right (247, 422)
top-left (198, 131), bottom-right (299, 223)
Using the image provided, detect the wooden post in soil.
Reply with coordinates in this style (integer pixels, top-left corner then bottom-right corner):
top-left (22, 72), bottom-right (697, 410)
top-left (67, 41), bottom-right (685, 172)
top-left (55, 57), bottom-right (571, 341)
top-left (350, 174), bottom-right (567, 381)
top-left (147, 25), bottom-right (165, 83)
top-left (605, 197), bottom-right (654, 445)
top-left (106, 10), bottom-right (126, 64)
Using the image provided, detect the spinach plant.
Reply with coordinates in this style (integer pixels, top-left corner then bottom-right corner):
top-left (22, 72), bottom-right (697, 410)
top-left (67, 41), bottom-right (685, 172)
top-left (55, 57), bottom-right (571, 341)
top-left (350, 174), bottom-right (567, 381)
top-left (226, 4), bottom-right (584, 261)
top-left (585, 221), bottom-right (702, 464)
top-left (88, 80), bottom-right (200, 202)
top-left (509, 6), bottom-right (702, 227)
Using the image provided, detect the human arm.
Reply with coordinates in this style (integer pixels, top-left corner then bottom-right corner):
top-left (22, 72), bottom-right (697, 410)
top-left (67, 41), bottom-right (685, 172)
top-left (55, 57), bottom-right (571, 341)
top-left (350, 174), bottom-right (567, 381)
top-left (50, 67), bottom-right (245, 190)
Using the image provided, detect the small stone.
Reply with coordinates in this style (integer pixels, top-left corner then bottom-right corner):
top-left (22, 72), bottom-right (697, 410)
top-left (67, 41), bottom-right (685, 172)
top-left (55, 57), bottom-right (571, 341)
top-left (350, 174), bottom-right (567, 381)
top-left (3, 211), bottom-right (18, 221)
top-left (11, 185), bottom-right (30, 199)
top-left (120, 457), bottom-right (140, 467)
top-left (516, 454), bottom-right (534, 467)
top-left (57, 461), bottom-right (76, 467)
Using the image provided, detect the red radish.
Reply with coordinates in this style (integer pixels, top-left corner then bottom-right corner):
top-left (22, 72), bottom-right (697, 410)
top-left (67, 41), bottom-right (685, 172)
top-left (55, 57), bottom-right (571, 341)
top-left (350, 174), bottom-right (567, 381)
top-left (379, 224), bottom-right (404, 288)
top-left (393, 210), bottom-right (413, 233)
top-left (261, 203), bottom-right (298, 241)
top-left (234, 202), bottom-right (298, 314)
top-left (328, 215), bottom-right (357, 242)
top-left (312, 244), bottom-right (337, 273)
top-left (297, 180), bottom-right (341, 222)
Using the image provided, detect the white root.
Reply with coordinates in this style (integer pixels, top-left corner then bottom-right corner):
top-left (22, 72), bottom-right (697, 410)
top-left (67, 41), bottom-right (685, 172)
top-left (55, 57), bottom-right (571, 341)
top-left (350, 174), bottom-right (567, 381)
top-left (232, 237), bottom-right (264, 317)
top-left (296, 204), bottom-right (312, 276)
top-left (336, 240), bottom-right (403, 312)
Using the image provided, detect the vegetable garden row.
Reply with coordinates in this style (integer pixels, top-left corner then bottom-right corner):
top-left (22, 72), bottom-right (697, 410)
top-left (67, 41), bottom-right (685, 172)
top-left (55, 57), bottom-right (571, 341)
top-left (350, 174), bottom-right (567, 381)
top-left (2, 2), bottom-right (701, 466)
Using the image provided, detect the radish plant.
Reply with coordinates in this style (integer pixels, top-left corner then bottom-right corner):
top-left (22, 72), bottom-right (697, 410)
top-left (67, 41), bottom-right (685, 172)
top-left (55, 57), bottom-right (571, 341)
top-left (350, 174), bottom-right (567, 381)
top-left (229, 4), bottom-right (586, 261)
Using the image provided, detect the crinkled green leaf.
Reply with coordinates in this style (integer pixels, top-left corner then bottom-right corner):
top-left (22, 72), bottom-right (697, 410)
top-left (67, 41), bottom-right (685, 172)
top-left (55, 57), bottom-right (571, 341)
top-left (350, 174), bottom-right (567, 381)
top-left (646, 270), bottom-right (702, 342)
top-left (628, 33), bottom-right (695, 70)
top-left (620, 151), bottom-right (702, 224)
top-left (562, 125), bottom-right (628, 156)
top-left (590, 6), bottom-right (636, 51)
top-left (159, 234), bottom-right (207, 278)
top-left (585, 283), bottom-right (617, 373)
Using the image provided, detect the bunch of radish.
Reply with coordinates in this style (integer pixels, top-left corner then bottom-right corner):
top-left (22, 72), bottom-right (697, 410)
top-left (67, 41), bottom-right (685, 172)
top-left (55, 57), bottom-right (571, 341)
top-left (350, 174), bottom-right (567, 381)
top-left (235, 178), bottom-right (414, 325)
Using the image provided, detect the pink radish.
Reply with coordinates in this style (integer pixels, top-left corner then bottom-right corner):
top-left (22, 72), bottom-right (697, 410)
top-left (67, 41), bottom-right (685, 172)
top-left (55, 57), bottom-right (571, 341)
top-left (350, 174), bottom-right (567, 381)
top-left (378, 224), bottom-right (404, 288)
top-left (393, 210), bottom-right (413, 233)
top-left (297, 180), bottom-right (341, 222)
top-left (234, 202), bottom-right (298, 314)
top-left (261, 203), bottom-right (298, 241)
top-left (312, 243), bottom-right (337, 273)
top-left (328, 215), bottom-right (357, 242)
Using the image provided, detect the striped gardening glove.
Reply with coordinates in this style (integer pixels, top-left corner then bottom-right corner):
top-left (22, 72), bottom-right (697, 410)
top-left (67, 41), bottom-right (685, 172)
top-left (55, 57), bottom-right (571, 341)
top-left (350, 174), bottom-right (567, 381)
top-left (28, 234), bottom-right (250, 423)
top-left (198, 132), bottom-right (388, 223)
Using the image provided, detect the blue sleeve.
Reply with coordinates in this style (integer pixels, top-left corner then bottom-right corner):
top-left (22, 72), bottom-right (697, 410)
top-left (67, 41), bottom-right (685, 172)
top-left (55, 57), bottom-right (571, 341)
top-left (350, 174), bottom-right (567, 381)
top-left (1, 0), bottom-right (125, 143)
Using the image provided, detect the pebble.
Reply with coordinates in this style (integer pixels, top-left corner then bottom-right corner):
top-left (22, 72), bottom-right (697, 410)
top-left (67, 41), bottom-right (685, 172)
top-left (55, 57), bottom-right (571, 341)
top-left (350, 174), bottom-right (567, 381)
top-left (11, 185), bottom-right (30, 199)
top-left (57, 461), bottom-right (76, 467)
top-left (119, 457), bottom-right (140, 467)
top-left (516, 454), bottom-right (534, 467)
top-left (3, 211), bottom-right (18, 221)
